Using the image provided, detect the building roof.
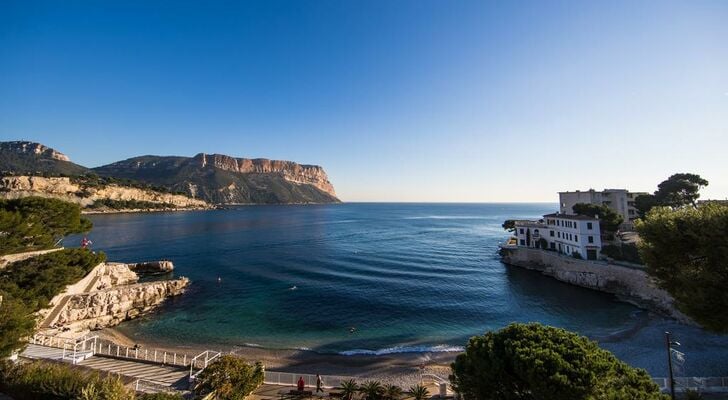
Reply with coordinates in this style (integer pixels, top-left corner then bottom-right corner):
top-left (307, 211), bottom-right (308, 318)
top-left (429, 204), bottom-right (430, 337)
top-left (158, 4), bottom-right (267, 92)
top-left (543, 212), bottom-right (599, 221)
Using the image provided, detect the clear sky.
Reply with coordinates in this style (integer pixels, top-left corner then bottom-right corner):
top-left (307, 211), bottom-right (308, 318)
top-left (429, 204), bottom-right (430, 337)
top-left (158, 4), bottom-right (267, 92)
top-left (1, 1), bottom-right (727, 202)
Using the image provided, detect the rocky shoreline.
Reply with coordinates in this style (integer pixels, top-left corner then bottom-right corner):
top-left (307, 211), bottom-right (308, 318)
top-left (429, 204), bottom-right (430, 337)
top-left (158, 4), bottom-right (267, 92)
top-left (499, 246), bottom-right (694, 324)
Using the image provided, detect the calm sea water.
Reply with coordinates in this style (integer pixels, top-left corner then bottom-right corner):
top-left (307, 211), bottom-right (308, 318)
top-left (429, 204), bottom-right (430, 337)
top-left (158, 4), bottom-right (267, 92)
top-left (69, 203), bottom-right (728, 376)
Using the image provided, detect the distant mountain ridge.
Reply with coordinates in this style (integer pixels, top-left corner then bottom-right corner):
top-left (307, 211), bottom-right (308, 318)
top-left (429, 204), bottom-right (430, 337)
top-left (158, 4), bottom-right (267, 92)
top-left (0, 141), bottom-right (340, 204)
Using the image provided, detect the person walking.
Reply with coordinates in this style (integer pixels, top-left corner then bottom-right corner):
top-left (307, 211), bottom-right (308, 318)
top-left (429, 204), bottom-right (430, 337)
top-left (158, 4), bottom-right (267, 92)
top-left (297, 376), bottom-right (305, 391)
top-left (316, 374), bottom-right (324, 393)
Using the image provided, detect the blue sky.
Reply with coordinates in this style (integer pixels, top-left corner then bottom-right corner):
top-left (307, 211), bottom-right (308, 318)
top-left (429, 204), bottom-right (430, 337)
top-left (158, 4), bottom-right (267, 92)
top-left (1, 1), bottom-right (727, 202)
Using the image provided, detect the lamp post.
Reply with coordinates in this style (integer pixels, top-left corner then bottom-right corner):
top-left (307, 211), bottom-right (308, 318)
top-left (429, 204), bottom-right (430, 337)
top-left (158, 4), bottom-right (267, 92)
top-left (665, 332), bottom-right (680, 400)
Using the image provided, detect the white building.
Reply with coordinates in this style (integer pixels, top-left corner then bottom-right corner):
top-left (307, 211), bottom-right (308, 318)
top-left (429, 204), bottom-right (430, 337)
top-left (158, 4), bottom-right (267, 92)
top-left (558, 189), bottom-right (648, 230)
top-left (513, 213), bottom-right (602, 260)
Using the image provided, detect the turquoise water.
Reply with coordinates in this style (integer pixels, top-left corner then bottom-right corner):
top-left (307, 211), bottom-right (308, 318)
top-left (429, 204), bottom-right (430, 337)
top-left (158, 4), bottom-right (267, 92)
top-left (71, 203), bottom-right (728, 376)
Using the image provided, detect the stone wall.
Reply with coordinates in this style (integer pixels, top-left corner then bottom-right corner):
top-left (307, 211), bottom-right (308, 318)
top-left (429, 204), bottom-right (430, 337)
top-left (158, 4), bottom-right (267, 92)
top-left (500, 246), bottom-right (693, 324)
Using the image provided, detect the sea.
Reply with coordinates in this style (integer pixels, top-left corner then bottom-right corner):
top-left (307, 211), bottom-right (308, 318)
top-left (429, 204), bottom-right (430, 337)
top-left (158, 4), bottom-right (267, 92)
top-left (67, 203), bottom-right (728, 377)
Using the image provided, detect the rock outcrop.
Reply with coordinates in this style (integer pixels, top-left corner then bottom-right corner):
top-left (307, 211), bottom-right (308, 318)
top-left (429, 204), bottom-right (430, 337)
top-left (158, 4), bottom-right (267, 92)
top-left (193, 153), bottom-right (337, 198)
top-left (500, 246), bottom-right (693, 323)
top-left (0, 176), bottom-right (210, 210)
top-left (55, 278), bottom-right (189, 330)
top-left (0, 141), bottom-right (70, 161)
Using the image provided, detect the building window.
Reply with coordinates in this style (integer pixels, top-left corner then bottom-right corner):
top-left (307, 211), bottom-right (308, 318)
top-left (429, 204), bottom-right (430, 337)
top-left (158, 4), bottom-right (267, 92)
top-left (557, 232), bottom-right (561, 238)
top-left (550, 242), bottom-right (555, 250)
top-left (575, 235), bottom-right (578, 242)
top-left (588, 236), bottom-right (594, 243)
top-left (519, 228), bottom-right (524, 234)
top-left (520, 239), bottom-right (525, 246)
top-left (587, 222), bottom-right (593, 230)
top-left (550, 231), bottom-right (554, 237)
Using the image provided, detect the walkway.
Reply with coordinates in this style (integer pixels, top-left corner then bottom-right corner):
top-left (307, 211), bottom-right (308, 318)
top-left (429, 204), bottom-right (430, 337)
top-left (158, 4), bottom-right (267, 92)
top-left (21, 344), bottom-right (189, 391)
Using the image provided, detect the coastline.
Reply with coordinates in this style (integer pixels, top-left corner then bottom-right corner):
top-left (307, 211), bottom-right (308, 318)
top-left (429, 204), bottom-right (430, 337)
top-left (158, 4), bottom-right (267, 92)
top-left (98, 327), bottom-right (455, 385)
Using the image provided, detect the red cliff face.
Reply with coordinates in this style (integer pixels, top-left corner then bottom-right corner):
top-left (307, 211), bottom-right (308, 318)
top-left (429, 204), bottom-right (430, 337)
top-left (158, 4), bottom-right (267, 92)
top-left (193, 153), bottom-right (337, 198)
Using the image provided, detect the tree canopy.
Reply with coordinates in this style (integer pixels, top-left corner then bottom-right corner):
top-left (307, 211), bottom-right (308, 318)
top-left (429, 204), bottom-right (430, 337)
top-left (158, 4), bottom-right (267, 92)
top-left (572, 203), bottom-right (623, 233)
top-left (0, 248), bottom-right (105, 357)
top-left (0, 197), bottom-right (92, 255)
top-left (636, 204), bottom-right (728, 332)
top-left (450, 323), bottom-right (666, 400)
top-left (635, 173), bottom-right (708, 217)
top-left (194, 355), bottom-right (264, 400)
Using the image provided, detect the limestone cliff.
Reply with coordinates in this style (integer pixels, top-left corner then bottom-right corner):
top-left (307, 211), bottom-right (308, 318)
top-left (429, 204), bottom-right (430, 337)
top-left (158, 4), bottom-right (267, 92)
top-left (55, 278), bottom-right (189, 330)
top-left (0, 175), bottom-right (210, 210)
top-left (194, 153), bottom-right (337, 198)
top-left (0, 141), bottom-right (70, 161)
top-left (94, 153), bottom-right (340, 204)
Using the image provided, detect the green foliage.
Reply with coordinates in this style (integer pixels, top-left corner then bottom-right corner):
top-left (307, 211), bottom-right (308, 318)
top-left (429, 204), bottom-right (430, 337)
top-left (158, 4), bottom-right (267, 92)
top-left (601, 243), bottom-right (642, 264)
top-left (538, 238), bottom-right (548, 250)
top-left (635, 173), bottom-right (709, 217)
top-left (635, 194), bottom-right (659, 219)
top-left (0, 197), bottom-right (92, 255)
top-left (449, 323), bottom-right (665, 400)
top-left (572, 203), bottom-right (623, 233)
top-left (408, 384), bottom-right (430, 400)
top-left (502, 220), bottom-right (516, 232)
top-left (683, 390), bottom-right (703, 400)
top-left (383, 384), bottom-right (403, 400)
top-left (359, 380), bottom-right (384, 400)
top-left (636, 204), bottom-right (728, 332)
top-left (0, 248), bottom-right (105, 357)
top-left (89, 199), bottom-right (175, 210)
top-left (571, 251), bottom-right (583, 259)
top-left (194, 354), bottom-right (264, 400)
top-left (654, 173), bottom-right (708, 208)
top-left (339, 379), bottom-right (359, 400)
top-left (0, 360), bottom-right (134, 400)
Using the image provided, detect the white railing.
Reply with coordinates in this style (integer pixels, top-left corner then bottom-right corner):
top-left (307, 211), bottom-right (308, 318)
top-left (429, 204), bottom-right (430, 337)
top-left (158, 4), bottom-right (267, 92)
top-left (30, 333), bottom-right (72, 348)
top-left (93, 337), bottom-right (198, 368)
top-left (62, 335), bottom-right (97, 364)
top-left (653, 377), bottom-right (728, 393)
top-left (264, 371), bottom-right (354, 389)
top-left (189, 350), bottom-right (222, 381)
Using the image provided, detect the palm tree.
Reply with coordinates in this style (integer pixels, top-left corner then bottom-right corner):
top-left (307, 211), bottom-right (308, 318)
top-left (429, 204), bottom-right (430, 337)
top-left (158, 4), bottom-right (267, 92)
top-left (339, 379), bottom-right (359, 400)
top-left (408, 384), bottom-right (429, 400)
top-left (359, 380), bottom-right (384, 400)
top-left (383, 383), bottom-right (403, 400)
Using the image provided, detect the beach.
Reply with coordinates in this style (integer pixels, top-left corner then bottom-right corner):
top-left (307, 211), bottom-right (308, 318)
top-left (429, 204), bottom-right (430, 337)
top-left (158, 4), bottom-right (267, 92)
top-left (98, 327), bottom-right (455, 387)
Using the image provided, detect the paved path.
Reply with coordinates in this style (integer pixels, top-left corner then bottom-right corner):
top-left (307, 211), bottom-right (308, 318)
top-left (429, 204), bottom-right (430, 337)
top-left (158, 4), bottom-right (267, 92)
top-left (21, 344), bottom-right (189, 390)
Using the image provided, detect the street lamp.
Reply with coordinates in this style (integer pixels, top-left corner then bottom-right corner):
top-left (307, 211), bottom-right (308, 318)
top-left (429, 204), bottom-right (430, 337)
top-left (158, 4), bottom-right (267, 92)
top-left (665, 332), bottom-right (680, 400)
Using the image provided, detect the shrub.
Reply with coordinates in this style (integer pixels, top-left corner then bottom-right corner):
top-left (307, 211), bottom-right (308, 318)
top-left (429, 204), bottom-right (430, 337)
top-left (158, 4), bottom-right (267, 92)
top-left (0, 360), bottom-right (134, 400)
top-left (450, 323), bottom-right (666, 400)
top-left (637, 204), bottom-right (728, 332)
top-left (194, 355), bottom-right (264, 400)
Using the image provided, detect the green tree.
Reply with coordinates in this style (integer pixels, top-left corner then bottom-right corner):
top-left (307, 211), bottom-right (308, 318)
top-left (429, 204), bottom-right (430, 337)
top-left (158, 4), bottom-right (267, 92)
top-left (339, 379), bottom-right (359, 400)
top-left (636, 204), bottom-right (728, 332)
top-left (359, 381), bottom-right (384, 400)
top-left (0, 197), bottom-right (92, 255)
top-left (0, 296), bottom-right (35, 358)
top-left (383, 384), bottom-right (403, 400)
top-left (408, 384), bottom-right (430, 400)
top-left (449, 323), bottom-right (665, 400)
top-left (571, 203), bottom-right (623, 234)
top-left (654, 173), bottom-right (708, 208)
top-left (194, 355), bottom-right (264, 400)
top-left (502, 220), bottom-right (516, 232)
top-left (634, 194), bottom-right (659, 219)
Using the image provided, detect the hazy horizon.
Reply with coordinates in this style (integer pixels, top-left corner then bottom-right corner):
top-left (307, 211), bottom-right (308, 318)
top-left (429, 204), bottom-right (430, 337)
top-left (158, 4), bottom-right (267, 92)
top-left (2, 1), bottom-right (727, 202)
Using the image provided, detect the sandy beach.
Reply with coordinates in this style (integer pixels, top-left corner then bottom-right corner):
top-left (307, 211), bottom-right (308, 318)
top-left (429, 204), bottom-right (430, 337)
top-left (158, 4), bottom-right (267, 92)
top-left (98, 327), bottom-right (456, 387)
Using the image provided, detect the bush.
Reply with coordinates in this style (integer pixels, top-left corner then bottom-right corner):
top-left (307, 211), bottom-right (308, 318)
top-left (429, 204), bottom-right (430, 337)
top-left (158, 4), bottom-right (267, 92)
top-left (0, 360), bottom-right (134, 400)
top-left (89, 199), bottom-right (176, 210)
top-left (572, 251), bottom-right (583, 259)
top-left (450, 323), bottom-right (666, 400)
top-left (194, 354), bottom-right (264, 400)
top-left (138, 393), bottom-right (185, 400)
top-left (601, 243), bottom-right (643, 264)
top-left (637, 204), bottom-right (728, 332)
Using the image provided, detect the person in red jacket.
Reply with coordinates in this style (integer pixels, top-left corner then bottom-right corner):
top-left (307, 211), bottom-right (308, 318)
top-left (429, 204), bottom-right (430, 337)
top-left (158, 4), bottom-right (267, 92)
top-left (297, 376), bottom-right (305, 391)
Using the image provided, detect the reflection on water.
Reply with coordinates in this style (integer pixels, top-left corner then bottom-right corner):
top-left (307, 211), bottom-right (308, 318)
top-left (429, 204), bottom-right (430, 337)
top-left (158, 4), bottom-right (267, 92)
top-left (68, 203), bottom-right (728, 376)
